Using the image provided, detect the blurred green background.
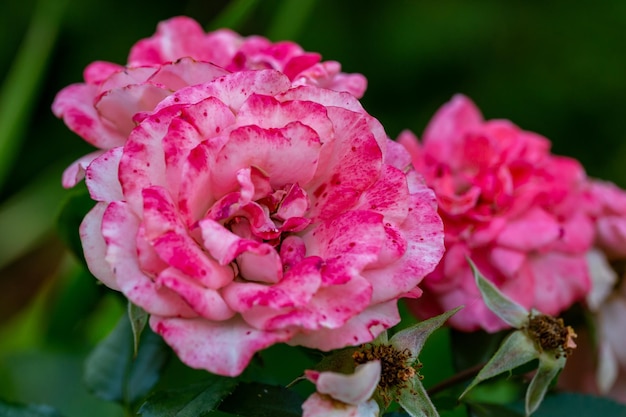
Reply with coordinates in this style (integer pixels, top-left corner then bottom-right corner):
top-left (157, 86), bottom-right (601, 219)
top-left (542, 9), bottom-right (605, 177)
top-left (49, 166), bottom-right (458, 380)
top-left (1, 0), bottom-right (626, 415)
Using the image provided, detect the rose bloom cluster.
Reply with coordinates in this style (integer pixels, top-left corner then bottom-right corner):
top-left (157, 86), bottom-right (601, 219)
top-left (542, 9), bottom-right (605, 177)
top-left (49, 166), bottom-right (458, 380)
top-left (53, 17), bottom-right (444, 377)
top-left (53, 16), bottom-right (366, 189)
top-left (399, 95), bottom-right (595, 332)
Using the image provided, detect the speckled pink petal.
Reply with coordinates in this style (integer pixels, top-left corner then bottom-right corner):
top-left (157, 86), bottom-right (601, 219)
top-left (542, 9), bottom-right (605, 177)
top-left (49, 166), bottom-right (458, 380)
top-left (136, 224), bottom-right (168, 276)
top-left (278, 85), bottom-right (365, 114)
top-left (236, 242), bottom-right (282, 284)
top-left (141, 187), bottom-right (234, 289)
top-left (52, 84), bottom-right (127, 149)
top-left (277, 183), bottom-right (310, 220)
top-left (154, 70), bottom-right (292, 113)
top-left (295, 60), bottom-right (368, 99)
top-left (237, 93), bottom-right (333, 140)
top-left (212, 123), bottom-right (321, 195)
top-left (141, 186), bottom-right (186, 237)
top-left (384, 137), bottom-right (412, 170)
top-left (96, 84), bottom-right (172, 135)
top-left (223, 256), bottom-right (322, 313)
top-left (161, 118), bottom-right (205, 198)
top-left (156, 267), bottom-right (235, 321)
top-left (128, 16), bottom-right (211, 66)
top-left (177, 137), bottom-right (230, 225)
top-left (306, 210), bottom-right (385, 280)
top-left (248, 278), bottom-right (371, 332)
top-left (290, 300), bottom-right (400, 350)
top-left (101, 201), bottom-right (196, 317)
top-left (149, 58), bottom-right (229, 90)
top-left (199, 218), bottom-right (266, 265)
top-left (307, 109), bottom-right (383, 220)
top-left (79, 202), bottom-right (119, 290)
top-left (364, 188), bottom-right (444, 304)
top-left (83, 61), bottom-right (124, 84)
top-left (98, 67), bottom-right (157, 91)
top-left (279, 235), bottom-right (307, 270)
top-left (62, 150), bottom-right (105, 188)
top-left (354, 164), bottom-right (409, 224)
top-left (149, 315), bottom-right (293, 377)
top-left (119, 115), bottom-right (171, 209)
top-left (85, 147), bottom-right (123, 202)
top-left (153, 231), bottom-right (235, 289)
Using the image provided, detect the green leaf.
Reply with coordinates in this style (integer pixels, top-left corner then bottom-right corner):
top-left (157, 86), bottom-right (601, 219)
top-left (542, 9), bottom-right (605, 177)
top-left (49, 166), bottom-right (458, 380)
top-left (128, 302), bottom-right (148, 357)
top-left (84, 313), bottom-right (170, 409)
top-left (525, 354), bottom-right (565, 416)
top-left (460, 330), bottom-right (538, 399)
top-left (397, 376), bottom-right (439, 417)
top-left (468, 258), bottom-right (528, 329)
top-left (517, 392), bottom-right (626, 417)
top-left (56, 186), bottom-right (94, 266)
top-left (390, 306), bottom-right (462, 360)
top-left (0, 399), bottom-right (65, 417)
top-left (138, 376), bottom-right (238, 417)
top-left (218, 382), bottom-right (304, 417)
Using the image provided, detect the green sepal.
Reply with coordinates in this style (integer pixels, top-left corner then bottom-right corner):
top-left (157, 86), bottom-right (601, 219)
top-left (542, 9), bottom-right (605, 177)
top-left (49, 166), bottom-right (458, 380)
top-left (390, 306), bottom-right (463, 359)
top-left (128, 301), bottom-right (149, 357)
top-left (396, 374), bottom-right (439, 417)
top-left (468, 258), bottom-right (528, 328)
top-left (460, 330), bottom-right (538, 399)
top-left (525, 353), bottom-right (566, 416)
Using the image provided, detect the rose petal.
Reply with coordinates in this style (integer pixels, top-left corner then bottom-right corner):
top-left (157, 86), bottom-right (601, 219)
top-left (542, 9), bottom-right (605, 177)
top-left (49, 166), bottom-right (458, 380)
top-left (150, 315), bottom-right (292, 377)
top-left (85, 147), bottom-right (124, 202)
top-left (310, 360), bottom-right (381, 405)
top-left (79, 202), bottom-right (119, 290)
top-left (156, 267), bottom-right (235, 321)
top-left (101, 202), bottom-right (196, 317)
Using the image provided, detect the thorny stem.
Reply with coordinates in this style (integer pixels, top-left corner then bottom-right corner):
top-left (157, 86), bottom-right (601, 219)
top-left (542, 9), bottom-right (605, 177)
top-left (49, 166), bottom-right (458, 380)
top-left (426, 361), bottom-right (486, 397)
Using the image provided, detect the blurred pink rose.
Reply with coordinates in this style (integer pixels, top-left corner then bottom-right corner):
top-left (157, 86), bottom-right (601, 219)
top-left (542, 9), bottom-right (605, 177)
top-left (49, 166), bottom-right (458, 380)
top-left (79, 69), bottom-right (443, 376)
top-left (584, 179), bottom-right (626, 259)
top-left (399, 94), bottom-right (593, 332)
top-left (53, 16), bottom-right (367, 188)
top-left (559, 180), bottom-right (626, 403)
top-left (302, 361), bottom-right (381, 417)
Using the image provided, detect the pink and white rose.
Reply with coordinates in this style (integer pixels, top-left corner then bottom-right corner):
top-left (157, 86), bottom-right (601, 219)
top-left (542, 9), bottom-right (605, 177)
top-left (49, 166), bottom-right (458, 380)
top-left (399, 94), bottom-right (594, 332)
top-left (79, 69), bottom-right (443, 376)
top-left (53, 16), bottom-right (367, 188)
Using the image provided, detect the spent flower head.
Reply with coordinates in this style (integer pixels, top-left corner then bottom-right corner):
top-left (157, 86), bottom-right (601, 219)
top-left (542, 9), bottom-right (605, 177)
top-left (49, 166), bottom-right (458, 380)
top-left (461, 258), bottom-right (577, 416)
top-left (303, 307), bottom-right (461, 417)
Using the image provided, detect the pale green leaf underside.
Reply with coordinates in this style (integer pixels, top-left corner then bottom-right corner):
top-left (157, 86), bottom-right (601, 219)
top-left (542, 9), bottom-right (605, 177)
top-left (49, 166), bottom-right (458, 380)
top-left (468, 258), bottom-right (528, 328)
top-left (460, 330), bottom-right (539, 399)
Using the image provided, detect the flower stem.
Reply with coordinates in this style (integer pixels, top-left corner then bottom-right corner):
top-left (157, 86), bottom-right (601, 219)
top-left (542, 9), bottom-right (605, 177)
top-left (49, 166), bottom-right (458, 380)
top-left (426, 362), bottom-right (486, 397)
